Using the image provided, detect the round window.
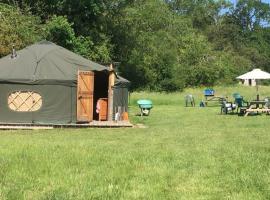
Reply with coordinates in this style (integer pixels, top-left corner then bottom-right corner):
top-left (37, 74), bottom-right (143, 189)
top-left (8, 91), bottom-right (42, 112)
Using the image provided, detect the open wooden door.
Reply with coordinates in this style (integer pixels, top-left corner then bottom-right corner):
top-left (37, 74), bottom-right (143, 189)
top-left (77, 71), bottom-right (94, 122)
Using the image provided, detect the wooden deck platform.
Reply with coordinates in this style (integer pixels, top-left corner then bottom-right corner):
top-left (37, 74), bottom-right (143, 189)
top-left (0, 121), bottom-right (133, 130)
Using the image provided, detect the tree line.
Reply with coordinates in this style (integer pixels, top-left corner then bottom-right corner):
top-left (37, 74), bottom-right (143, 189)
top-left (1, 0), bottom-right (270, 91)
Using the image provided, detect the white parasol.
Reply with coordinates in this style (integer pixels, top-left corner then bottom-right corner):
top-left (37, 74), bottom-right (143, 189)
top-left (237, 68), bottom-right (270, 100)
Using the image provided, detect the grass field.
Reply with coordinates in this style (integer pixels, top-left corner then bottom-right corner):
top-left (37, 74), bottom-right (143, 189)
top-left (1, 85), bottom-right (270, 199)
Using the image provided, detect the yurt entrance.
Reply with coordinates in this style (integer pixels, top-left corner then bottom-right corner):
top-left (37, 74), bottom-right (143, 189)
top-left (76, 70), bottom-right (109, 123)
top-left (93, 71), bottom-right (109, 121)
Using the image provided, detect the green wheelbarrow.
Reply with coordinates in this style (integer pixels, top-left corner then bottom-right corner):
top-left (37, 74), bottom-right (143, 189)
top-left (137, 99), bottom-right (153, 116)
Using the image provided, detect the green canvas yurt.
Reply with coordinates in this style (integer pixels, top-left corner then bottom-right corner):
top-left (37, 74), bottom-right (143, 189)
top-left (0, 41), bottom-right (129, 124)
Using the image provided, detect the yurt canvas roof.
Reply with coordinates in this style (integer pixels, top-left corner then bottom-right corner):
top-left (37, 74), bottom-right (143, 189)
top-left (0, 41), bottom-right (129, 86)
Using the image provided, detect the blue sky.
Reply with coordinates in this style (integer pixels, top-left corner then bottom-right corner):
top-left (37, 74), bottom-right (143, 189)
top-left (230, 0), bottom-right (270, 5)
top-left (228, 0), bottom-right (270, 27)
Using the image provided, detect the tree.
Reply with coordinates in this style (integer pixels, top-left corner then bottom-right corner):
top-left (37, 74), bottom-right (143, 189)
top-left (2, 0), bottom-right (270, 91)
top-left (44, 15), bottom-right (76, 50)
top-left (44, 15), bottom-right (112, 63)
top-left (166, 0), bottom-right (229, 30)
top-left (3, 0), bottom-right (117, 62)
top-left (230, 0), bottom-right (270, 31)
top-left (0, 3), bottom-right (42, 57)
top-left (114, 0), bottom-right (192, 91)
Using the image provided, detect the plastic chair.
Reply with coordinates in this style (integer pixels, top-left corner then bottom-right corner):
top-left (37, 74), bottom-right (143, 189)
top-left (233, 93), bottom-right (241, 99)
top-left (185, 94), bottom-right (195, 107)
top-left (264, 97), bottom-right (270, 108)
top-left (234, 96), bottom-right (249, 114)
top-left (220, 100), bottom-right (236, 114)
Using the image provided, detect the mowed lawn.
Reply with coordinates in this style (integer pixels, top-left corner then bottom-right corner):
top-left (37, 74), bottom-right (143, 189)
top-left (1, 85), bottom-right (270, 200)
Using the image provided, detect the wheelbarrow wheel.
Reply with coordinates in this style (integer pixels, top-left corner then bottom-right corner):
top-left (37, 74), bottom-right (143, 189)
top-left (142, 108), bottom-right (150, 116)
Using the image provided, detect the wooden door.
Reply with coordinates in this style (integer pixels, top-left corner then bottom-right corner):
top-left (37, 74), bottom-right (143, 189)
top-left (98, 98), bottom-right (108, 121)
top-left (77, 71), bottom-right (94, 122)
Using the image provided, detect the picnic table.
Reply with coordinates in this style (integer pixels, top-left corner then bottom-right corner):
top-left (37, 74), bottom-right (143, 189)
top-left (205, 96), bottom-right (227, 105)
top-left (204, 89), bottom-right (226, 106)
top-left (244, 100), bottom-right (270, 117)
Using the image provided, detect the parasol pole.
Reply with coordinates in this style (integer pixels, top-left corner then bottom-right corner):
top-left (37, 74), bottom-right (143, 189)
top-left (256, 80), bottom-right (259, 100)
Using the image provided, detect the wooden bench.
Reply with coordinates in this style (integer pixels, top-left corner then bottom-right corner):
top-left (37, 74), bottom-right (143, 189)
top-left (205, 96), bottom-right (227, 106)
top-left (244, 108), bottom-right (270, 116)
